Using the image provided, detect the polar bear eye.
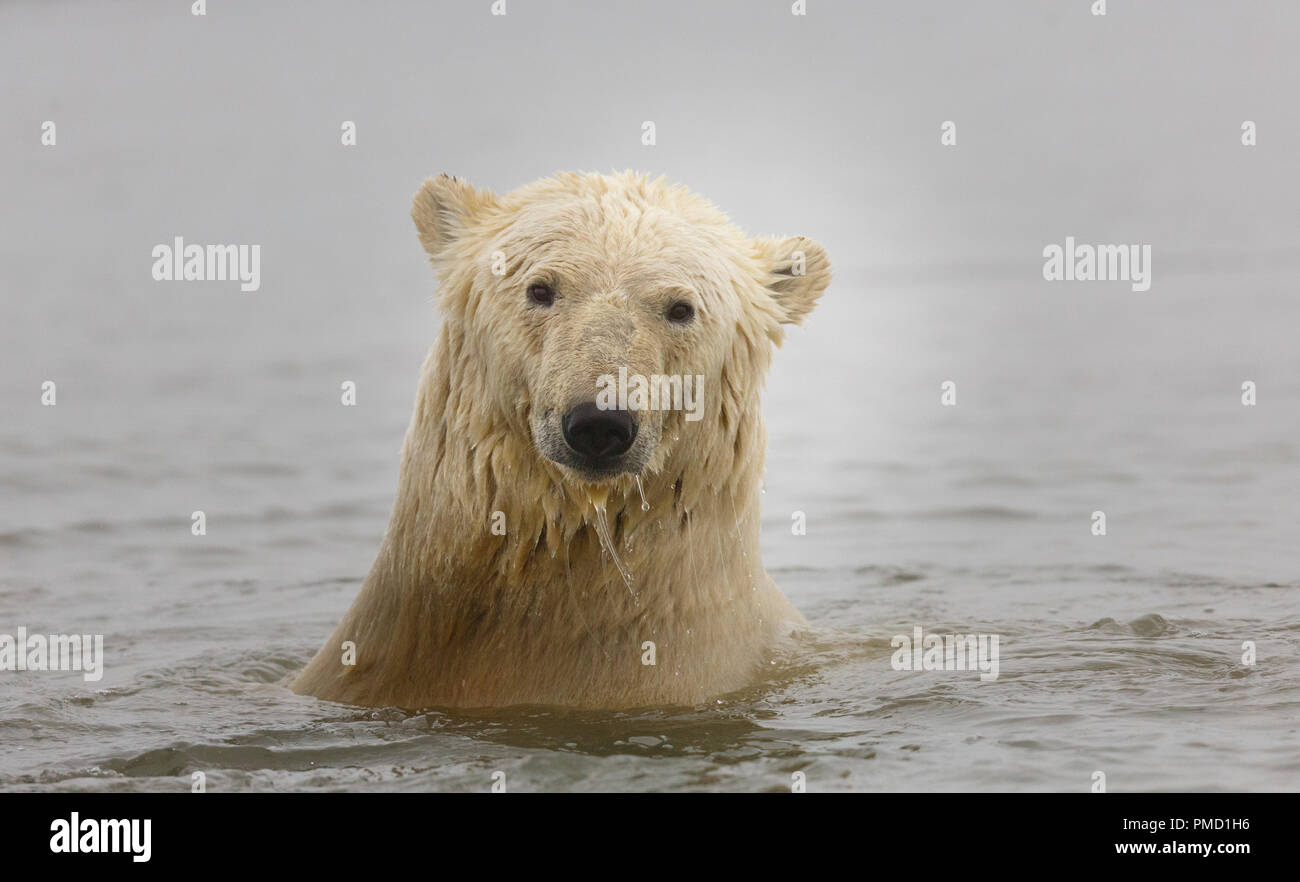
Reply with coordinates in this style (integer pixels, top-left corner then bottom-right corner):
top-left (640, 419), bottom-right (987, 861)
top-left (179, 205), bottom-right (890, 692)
top-left (527, 282), bottom-right (555, 306)
top-left (527, 282), bottom-right (555, 305)
top-left (666, 300), bottom-right (695, 324)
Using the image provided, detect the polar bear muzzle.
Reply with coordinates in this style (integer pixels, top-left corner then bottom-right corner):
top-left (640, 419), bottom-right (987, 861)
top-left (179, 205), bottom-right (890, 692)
top-left (561, 402), bottom-right (638, 466)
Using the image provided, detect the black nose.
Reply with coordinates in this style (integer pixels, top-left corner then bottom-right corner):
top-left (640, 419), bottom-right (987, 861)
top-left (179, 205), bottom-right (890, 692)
top-left (562, 402), bottom-right (637, 462)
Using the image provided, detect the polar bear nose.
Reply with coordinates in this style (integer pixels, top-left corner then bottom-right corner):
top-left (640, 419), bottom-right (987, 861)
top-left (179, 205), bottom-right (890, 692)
top-left (562, 402), bottom-right (637, 462)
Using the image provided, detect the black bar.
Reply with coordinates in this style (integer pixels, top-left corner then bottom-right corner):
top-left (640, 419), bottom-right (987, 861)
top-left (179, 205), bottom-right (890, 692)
top-left (1, 793), bottom-right (1282, 868)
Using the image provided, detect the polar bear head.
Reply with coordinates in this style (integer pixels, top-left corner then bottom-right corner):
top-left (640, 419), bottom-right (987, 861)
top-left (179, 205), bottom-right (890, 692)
top-left (411, 171), bottom-right (829, 491)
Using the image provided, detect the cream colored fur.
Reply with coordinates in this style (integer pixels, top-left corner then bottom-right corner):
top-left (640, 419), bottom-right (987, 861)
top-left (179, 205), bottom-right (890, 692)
top-left (292, 171), bottom-right (831, 709)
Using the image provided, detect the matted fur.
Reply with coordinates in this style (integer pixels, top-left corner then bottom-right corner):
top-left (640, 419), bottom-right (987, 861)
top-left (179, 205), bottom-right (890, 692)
top-left (292, 171), bottom-right (831, 709)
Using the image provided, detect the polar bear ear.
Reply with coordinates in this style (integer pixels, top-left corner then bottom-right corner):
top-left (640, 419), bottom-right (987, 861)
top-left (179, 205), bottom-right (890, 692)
top-left (753, 235), bottom-right (831, 326)
top-left (411, 174), bottom-right (499, 258)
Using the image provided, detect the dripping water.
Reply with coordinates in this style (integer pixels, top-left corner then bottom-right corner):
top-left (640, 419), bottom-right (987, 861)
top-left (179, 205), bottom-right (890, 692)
top-left (586, 485), bottom-right (637, 600)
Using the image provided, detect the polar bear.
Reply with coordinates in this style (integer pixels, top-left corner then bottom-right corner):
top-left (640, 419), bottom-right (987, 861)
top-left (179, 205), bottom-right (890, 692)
top-left (292, 171), bottom-right (831, 709)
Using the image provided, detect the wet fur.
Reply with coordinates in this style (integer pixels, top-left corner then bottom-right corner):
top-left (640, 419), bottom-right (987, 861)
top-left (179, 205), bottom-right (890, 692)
top-left (293, 171), bottom-right (830, 709)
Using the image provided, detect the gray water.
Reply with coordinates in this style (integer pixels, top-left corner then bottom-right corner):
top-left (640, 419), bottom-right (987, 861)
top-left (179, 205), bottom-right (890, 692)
top-left (2, 0), bottom-right (1298, 792)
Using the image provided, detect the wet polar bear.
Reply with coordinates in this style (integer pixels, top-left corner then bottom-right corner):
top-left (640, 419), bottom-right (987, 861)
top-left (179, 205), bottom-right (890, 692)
top-left (293, 171), bottom-right (831, 709)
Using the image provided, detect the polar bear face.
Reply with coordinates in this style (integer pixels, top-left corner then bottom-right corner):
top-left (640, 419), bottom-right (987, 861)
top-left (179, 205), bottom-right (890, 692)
top-left (411, 171), bottom-right (830, 486)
